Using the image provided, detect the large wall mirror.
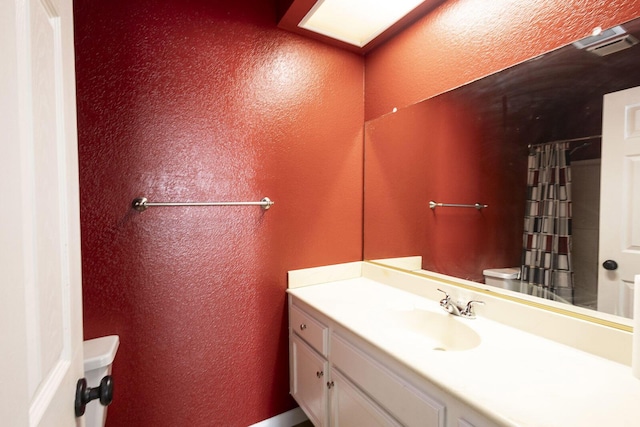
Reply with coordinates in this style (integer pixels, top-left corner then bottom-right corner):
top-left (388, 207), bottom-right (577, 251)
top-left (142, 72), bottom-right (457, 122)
top-left (364, 16), bottom-right (640, 324)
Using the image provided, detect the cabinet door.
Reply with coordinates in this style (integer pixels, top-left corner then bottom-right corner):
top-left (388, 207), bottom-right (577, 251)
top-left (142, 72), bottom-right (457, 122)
top-left (331, 369), bottom-right (402, 427)
top-left (331, 333), bottom-right (445, 427)
top-left (291, 334), bottom-right (329, 427)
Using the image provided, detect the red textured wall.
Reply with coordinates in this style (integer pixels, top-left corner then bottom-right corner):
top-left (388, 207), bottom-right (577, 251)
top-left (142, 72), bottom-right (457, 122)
top-left (364, 88), bottom-right (524, 281)
top-left (74, 0), bottom-right (363, 425)
top-left (365, 0), bottom-right (640, 121)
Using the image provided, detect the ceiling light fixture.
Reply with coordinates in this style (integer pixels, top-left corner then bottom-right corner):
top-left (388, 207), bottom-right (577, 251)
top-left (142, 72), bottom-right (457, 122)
top-left (298, 0), bottom-right (427, 48)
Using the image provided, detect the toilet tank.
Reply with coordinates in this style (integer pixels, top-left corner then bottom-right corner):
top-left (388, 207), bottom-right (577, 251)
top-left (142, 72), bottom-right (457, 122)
top-left (483, 268), bottom-right (521, 291)
top-left (83, 335), bottom-right (120, 427)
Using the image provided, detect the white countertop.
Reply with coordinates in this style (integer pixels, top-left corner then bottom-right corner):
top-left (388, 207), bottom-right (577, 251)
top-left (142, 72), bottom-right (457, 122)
top-left (288, 275), bottom-right (640, 427)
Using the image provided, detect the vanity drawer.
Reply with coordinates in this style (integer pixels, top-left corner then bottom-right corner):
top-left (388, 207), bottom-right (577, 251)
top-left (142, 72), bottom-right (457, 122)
top-left (290, 304), bottom-right (328, 356)
top-left (331, 333), bottom-right (445, 427)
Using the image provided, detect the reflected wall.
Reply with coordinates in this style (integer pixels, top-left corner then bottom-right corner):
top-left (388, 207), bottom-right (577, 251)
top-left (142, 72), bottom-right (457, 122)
top-left (365, 0), bottom-right (640, 121)
top-left (364, 85), bottom-right (524, 282)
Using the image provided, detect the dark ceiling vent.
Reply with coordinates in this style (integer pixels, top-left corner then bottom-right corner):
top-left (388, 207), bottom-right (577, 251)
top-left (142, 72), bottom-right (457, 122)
top-left (573, 25), bottom-right (639, 56)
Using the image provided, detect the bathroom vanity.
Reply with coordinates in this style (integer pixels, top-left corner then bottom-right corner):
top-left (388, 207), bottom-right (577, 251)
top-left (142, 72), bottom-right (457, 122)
top-left (288, 261), bottom-right (640, 426)
top-left (289, 287), bottom-right (495, 426)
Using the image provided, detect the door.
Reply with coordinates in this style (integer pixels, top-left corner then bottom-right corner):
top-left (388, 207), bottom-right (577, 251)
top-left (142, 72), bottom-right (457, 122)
top-left (1, 0), bottom-right (84, 425)
top-left (598, 85), bottom-right (640, 317)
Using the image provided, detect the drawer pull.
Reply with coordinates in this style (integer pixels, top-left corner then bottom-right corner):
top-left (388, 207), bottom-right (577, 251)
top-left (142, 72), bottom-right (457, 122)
top-left (316, 371), bottom-right (323, 378)
top-left (299, 324), bottom-right (307, 331)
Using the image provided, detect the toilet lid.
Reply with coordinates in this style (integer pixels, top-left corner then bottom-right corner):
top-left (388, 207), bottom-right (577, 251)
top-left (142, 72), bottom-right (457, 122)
top-left (482, 268), bottom-right (521, 279)
top-left (83, 335), bottom-right (120, 371)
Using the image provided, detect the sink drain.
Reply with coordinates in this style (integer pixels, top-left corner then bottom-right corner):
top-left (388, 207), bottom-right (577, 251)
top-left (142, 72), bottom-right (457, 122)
top-left (432, 347), bottom-right (447, 351)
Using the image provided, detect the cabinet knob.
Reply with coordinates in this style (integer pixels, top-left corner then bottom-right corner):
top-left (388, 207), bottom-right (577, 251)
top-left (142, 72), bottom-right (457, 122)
top-left (316, 371), bottom-right (323, 378)
top-left (327, 381), bottom-right (334, 389)
top-left (603, 260), bottom-right (618, 271)
top-left (299, 324), bottom-right (307, 331)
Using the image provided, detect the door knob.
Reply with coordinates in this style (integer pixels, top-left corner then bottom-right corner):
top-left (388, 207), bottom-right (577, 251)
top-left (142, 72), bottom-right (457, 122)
top-left (75, 375), bottom-right (113, 417)
top-left (603, 260), bottom-right (618, 271)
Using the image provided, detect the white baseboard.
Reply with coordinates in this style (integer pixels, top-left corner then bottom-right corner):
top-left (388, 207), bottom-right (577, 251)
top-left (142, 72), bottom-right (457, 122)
top-left (248, 407), bottom-right (308, 427)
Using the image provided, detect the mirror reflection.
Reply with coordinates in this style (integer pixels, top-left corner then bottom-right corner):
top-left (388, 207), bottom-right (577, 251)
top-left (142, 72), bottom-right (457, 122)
top-left (364, 17), bottom-right (640, 319)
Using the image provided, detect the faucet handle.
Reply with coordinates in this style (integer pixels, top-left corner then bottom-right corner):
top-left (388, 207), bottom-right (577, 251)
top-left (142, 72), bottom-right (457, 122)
top-left (436, 288), bottom-right (450, 304)
top-left (462, 300), bottom-right (485, 318)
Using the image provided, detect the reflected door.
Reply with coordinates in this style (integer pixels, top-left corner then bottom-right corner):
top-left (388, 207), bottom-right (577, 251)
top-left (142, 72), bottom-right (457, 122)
top-left (598, 85), bottom-right (640, 317)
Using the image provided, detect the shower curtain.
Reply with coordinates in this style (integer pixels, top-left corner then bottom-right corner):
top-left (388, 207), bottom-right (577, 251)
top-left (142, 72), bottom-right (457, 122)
top-left (521, 142), bottom-right (574, 303)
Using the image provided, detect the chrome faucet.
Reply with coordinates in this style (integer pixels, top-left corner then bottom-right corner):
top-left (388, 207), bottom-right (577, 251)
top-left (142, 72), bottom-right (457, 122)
top-left (437, 289), bottom-right (484, 319)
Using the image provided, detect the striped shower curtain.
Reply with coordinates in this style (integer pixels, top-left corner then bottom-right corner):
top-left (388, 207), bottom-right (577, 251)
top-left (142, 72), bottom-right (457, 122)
top-left (521, 143), bottom-right (574, 303)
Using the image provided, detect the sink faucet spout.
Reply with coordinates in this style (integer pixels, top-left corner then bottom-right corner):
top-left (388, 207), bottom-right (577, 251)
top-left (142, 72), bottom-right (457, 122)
top-left (437, 289), bottom-right (484, 319)
top-left (437, 289), bottom-right (462, 315)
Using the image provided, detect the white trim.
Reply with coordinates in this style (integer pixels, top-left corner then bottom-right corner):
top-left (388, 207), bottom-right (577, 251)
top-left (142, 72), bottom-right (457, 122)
top-left (248, 407), bottom-right (308, 427)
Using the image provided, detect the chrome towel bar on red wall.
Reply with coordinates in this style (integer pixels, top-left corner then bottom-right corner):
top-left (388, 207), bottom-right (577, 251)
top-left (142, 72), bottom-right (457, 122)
top-left (131, 197), bottom-right (274, 212)
top-left (429, 201), bottom-right (488, 210)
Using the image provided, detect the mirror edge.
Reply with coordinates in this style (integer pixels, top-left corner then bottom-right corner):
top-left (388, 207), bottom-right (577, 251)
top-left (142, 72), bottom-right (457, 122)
top-left (366, 260), bottom-right (633, 333)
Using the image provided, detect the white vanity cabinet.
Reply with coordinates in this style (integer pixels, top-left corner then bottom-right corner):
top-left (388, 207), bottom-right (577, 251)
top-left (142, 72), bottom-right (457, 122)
top-left (330, 332), bottom-right (444, 427)
top-left (289, 296), bottom-right (498, 427)
top-left (290, 304), bottom-right (330, 426)
top-left (290, 334), bottom-right (329, 426)
top-left (330, 369), bottom-right (402, 427)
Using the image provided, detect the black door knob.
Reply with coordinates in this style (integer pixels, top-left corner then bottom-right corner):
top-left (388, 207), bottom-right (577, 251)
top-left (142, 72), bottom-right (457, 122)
top-left (603, 260), bottom-right (618, 271)
top-left (75, 375), bottom-right (113, 417)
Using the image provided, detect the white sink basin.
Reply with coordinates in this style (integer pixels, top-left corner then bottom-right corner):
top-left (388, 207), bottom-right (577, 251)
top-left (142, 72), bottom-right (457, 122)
top-left (377, 309), bottom-right (481, 352)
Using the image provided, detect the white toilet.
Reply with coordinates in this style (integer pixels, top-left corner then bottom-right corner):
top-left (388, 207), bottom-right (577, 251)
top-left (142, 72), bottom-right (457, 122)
top-left (483, 268), bottom-right (521, 292)
top-left (83, 335), bottom-right (120, 427)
